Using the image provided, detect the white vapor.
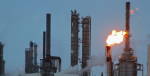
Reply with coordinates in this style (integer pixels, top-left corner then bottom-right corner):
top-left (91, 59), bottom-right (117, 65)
top-left (77, 53), bottom-right (106, 75)
top-left (59, 51), bottom-right (122, 75)
top-left (59, 65), bottom-right (79, 74)
top-left (59, 53), bottom-right (106, 75)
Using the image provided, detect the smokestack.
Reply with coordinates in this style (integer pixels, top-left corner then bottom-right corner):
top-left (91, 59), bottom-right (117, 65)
top-left (43, 31), bottom-right (46, 59)
top-left (46, 14), bottom-right (51, 56)
top-left (106, 45), bottom-right (112, 76)
top-left (106, 46), bottom-right (111, 57)
top-left (125, 2), bottom-right (130, 51)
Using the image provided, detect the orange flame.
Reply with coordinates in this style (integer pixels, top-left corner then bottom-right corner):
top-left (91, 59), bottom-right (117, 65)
top-left (106, 30), bottom-right (126, 46)
top-left (136, 8), bottom-right (138, 11)
top-left (129, 10), bottom-right (134, 14)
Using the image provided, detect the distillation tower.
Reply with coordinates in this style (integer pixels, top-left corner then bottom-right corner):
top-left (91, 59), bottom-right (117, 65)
top-left (25, 41), bottom-right (39, 73)
top-left (81, 16), bottom-right (91, 76)
top-left (71, 10), bottom-right (91, 76)
top-left (71, 10), bottom-right (80, 67)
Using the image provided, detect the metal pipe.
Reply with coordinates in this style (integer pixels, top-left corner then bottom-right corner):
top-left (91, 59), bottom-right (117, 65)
top-left (46, 14), bottom-right (51, 56)
top-left (43, 31), bottom-right (46, 59)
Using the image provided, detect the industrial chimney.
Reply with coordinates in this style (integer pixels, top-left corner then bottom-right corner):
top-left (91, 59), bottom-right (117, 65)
top-left (46, 14), bottom-right (51, 57)
top-left (125, 2), bottom-right (131, 51)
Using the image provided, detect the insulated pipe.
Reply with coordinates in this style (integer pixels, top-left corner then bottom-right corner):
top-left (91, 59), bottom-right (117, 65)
top-left (43, 31), bottom-right (46, 59)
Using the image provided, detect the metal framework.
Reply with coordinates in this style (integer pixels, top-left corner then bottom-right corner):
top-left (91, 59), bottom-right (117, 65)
top-left (81, 16), bottom-right (91, 76)
top-left (71, 10), bottom-right (80, 67)
top-left (40, 56), bottom-right (61, 76)
top-left (0, 42), bottom-right (5, 75)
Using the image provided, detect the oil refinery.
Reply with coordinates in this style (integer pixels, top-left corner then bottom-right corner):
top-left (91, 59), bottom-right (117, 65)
top-left (0, 1), bottom-right (149, 76)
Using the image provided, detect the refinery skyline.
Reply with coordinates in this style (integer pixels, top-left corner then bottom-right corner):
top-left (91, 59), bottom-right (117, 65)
top-left (0, 0), bottom-right (150, 76)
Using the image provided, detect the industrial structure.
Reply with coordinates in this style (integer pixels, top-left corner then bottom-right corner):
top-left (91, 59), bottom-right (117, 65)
top-left (17, 2), bottom-right (147, 76)
top-left (105, 46), bottom-right (113, 76)
top-left (0, 42), bottom-right (5, 75)
top-left (40, 14), bottom-right (61, 76)
top-left (81, 16), bottom-right (91, 76)
top-left (71, 10), bottom-right (80, 67)
top-left (25, 41), bottom-right (39, 73)
top-left (71, 10), bottom-right (91, 76)
top-left (109, 2), bottom-right (144, 76)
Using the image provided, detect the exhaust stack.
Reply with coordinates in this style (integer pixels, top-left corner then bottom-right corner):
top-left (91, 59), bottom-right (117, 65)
top-left (46, 14), bottom-right (51, 57)
top-left (125, 2), bottom-right (130, 51)
top-left (106, 46), bottom-right (113, 76)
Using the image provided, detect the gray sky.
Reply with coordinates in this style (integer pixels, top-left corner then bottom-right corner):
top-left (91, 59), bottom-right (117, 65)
top-left (0, 0), bottom-right (150, 76)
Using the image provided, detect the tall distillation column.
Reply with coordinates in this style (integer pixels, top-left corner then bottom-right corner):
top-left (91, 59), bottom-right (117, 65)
top-left (81, 16), bottom-right (91, 76)
top-left (71, 10), bottom-right (80, 67)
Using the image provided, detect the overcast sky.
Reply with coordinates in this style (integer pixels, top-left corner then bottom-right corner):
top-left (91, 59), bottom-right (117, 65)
top-left (0, 0), bottom-right (150, 76)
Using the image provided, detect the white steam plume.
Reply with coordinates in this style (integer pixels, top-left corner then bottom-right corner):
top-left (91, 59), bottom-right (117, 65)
top-left (77, 53), bottom-right (106, 75)
top-left (59, 65), bottom-right (79, 74)
top-left (59, 53), bottom-right (106, 75)
top-left (59, 51), bottom-right (123, 75)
